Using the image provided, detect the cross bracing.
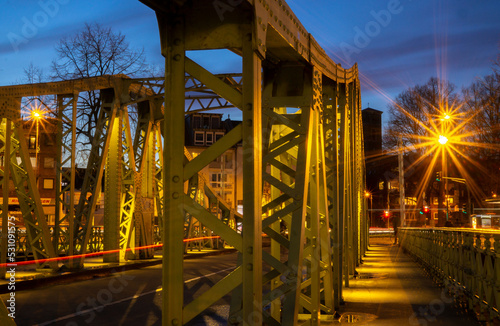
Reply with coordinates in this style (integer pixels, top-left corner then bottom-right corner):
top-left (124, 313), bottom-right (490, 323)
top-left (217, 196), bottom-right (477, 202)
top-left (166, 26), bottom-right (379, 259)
top-left (0, 0), bottom-right (367, 324)
top-left (137, 0), bottom-right (367, 325)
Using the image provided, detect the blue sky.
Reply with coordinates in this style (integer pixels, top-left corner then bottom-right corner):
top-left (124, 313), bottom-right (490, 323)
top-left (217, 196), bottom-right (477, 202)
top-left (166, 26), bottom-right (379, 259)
top-left (1, 0), bottom-right (499, 127)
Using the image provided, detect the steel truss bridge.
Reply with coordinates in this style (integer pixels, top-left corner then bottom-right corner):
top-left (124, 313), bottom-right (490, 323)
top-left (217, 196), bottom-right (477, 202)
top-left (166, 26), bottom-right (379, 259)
top-left (0, 0), bottom-right (369, 325)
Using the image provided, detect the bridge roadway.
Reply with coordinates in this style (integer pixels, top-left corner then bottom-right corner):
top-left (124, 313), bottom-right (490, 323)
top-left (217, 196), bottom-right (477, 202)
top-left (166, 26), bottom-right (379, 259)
top-left (1, 237), bottom-right (481, 325)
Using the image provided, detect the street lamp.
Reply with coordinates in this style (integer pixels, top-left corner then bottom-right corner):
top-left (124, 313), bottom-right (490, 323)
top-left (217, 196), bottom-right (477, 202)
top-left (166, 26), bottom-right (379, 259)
top-left (440, 114), bottom-right (451, 121)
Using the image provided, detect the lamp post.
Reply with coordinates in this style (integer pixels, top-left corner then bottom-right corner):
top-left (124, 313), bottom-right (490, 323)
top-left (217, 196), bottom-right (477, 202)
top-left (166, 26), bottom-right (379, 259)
top-left (438, 134), bottom-right (449, 222)
top-left (365, 191), bottom-right (372, 227)
top-left (30, 107), bottom-right (46, 176)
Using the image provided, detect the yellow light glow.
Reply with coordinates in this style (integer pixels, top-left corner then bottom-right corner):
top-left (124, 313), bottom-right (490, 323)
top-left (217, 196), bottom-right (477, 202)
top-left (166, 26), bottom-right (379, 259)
top-left (444, 114), bottom-right (450, 120)
top-left (438, 135), bottom-right (448, 145)
top-left (365, 192), bottom-right (371, 198)
top-left (31, 109), bottom-right (44, 120)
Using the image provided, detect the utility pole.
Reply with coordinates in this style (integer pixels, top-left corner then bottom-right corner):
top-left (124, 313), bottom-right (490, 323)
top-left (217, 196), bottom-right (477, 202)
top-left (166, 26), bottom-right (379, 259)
top-left (398, 137), bottom-right (405, 227)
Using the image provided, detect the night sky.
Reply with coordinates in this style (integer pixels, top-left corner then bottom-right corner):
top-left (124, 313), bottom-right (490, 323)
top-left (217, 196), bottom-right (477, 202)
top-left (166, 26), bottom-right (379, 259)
top-left (1, 0), bottom-right (499, 127)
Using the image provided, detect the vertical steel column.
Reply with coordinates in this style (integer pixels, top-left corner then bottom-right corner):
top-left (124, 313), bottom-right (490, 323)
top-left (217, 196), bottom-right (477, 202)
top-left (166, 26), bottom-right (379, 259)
top-left (12, 119), bottom-right (57, 269)
top-left (0, 119), bottom-right (10, 278)
top-left (161, 14), bottom-right (185, 326)
top-left (316, 92), bottom-right (334, 317)
top-left (346, 82), bottom-right (355, 275)
top-left (118, 109), bottom-right (137, 260)
top-left (153, 122), bottom-right (164, 240)
top-left (137, 119), bottom-right (155, 258)
top-left (73, 88), bottom-right (117, 268)
top-left (241, 30), bottom-right (263, 326)
top-left (308, 67), bottom-right (334, 323)
top-left (338, 81), bottom-right (349, 287)
top-left (348, 82), bottom-right (359, 267)
top-left (104, 108), bottom-right (122, 263)
top-left (132, 100), bottom-right (155, 259)
top-left (267, 113), bottom-right (286, 321)
top-left (282, 100), bottom-right (313, 326)
top-left (323, 79), bottom-right (342, 309)
top-left (309, 77), bottom-right (322, 326)
top-left (54, 94), bottom-right (77, 257)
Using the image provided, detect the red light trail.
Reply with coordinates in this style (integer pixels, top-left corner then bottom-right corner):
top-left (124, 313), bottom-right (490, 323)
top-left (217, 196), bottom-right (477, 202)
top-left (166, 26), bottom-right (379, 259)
top-left (0, 236), bottom-right (221, 268)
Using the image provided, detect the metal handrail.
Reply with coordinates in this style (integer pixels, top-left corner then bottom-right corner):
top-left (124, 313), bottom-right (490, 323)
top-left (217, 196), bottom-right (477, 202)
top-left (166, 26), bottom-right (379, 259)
top-left (399, 227), bottom-right (500, 322)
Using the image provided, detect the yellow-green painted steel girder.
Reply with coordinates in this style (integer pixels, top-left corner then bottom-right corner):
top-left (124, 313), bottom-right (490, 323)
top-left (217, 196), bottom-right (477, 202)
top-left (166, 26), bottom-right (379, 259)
top-left (0, 118), bottom-right (57, 270)
top-left (54, 95), bottom-right (77, 257)
top-left (0, 119), bottom-right (10, 279)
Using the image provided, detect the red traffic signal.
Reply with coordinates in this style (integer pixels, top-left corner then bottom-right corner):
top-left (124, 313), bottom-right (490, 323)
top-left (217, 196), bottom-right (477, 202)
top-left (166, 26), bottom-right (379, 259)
top-left (423, 206), bottom-right (429, 214)
top-left (384, 210), bottom-right (390, 219)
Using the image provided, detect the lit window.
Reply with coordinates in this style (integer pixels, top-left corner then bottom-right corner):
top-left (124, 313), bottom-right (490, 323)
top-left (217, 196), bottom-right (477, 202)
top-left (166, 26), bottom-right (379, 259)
top-left (43, 178), bottom-right (54, 189)
top-left (28, 135), bottom-right (36, 149)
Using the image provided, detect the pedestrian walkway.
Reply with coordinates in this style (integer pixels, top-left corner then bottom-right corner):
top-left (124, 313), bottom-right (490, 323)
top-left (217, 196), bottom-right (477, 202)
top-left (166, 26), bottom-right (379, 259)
top-left (338, 237), bottom-right (480, 325)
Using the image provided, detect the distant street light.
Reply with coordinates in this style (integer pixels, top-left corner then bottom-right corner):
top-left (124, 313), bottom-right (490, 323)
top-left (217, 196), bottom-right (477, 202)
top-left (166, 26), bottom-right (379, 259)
top-left (365, 191), bottom-right (372, 227)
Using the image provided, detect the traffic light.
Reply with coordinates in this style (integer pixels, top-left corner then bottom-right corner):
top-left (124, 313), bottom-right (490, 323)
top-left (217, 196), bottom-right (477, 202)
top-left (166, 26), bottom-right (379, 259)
top-left (462, 203), bottom-right (467, 214)
top-left (384, 210), bottom-right (390, 219)
top-left (423, 206), bottom-right (429, 214)
top-left (435, 171), bottom-right (441, 181)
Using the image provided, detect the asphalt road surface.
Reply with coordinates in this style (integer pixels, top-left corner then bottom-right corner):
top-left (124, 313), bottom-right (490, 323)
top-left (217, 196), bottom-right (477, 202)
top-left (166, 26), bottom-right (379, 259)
top-left (3, 252), bottom-right (238, 326)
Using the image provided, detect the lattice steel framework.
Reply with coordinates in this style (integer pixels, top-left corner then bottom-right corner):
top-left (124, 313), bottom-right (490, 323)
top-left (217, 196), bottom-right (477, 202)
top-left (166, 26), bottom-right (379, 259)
top-left (0, 74), bottom-right (240, 271)
top-left (0, 0), bottom-right (367, 324)
top-left (139, 0), bottom-right (367, 325)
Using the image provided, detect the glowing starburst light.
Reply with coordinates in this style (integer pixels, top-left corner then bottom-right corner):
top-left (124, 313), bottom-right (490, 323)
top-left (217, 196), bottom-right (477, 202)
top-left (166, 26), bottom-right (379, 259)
top-left (438, 135), bottom-right (448, 145)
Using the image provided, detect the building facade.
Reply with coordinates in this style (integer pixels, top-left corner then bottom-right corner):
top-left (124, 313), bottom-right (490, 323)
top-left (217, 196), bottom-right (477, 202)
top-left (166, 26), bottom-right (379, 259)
top-left (0, 118), bottom-right (58, 225)
top-left (185, 113), bottom-right (243, 213)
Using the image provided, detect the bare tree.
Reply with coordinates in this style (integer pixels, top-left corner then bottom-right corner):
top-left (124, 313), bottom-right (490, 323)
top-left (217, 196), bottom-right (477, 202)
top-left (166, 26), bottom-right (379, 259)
top-left (51, 22), bottom-right (147, 162)
top-left (384, 77), bottom-right (459, 154)
top-left (52, 22), bottom-right (146, 79)
top-left (462, 69), bottom-right (500, 196)
top-left (22, 62), bottom-right (45, 84)
top-left (19, 63), bottom-right (58, 122)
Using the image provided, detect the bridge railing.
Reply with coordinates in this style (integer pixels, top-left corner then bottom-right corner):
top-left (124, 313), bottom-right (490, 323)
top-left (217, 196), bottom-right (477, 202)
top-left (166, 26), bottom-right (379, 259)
top-left (399, 227), bottom-right (500, 322)
top-left (0, 226), bottom-right (105, 260)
